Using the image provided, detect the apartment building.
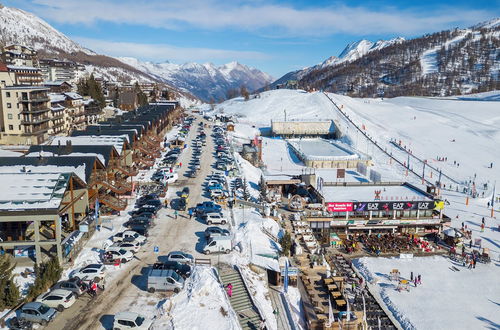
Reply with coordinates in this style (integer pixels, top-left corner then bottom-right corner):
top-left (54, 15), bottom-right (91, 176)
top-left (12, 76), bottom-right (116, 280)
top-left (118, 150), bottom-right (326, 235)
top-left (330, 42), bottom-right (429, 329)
top-left (39, 58), bottom-right (77, 83)
top-left (1, 45), bottom-right (38, 67)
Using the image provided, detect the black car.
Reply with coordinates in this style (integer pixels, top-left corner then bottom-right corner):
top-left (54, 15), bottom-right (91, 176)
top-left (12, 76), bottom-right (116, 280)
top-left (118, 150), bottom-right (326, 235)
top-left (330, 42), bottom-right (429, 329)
top-left (152, 261), bottom-right (192, 278)
top-left (125, 218), bottom-right (152, 228)
top-left (129, 213), bottom-right (154, 222)
top-left (204, 226), bottom-right (230, 239)
top-left (178, 198), bottom-right (187, 211)
top-left (136, 198), bottom-right (161, 207)
top-left (131, 206), bottom-right (157, 216)
top-left (127, 224), bottom-right (149, 236)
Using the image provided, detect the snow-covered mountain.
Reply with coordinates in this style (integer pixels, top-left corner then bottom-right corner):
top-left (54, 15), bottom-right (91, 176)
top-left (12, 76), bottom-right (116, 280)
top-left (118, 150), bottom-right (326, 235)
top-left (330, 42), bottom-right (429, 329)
top-left (0, 4), bottom-right (271, 102)
top-left (118, 58), bottom-right (273, 101)
top-left (269, 37), bottom-right (405, 88)
top-left (271, 19), bottom-right (500, 97)
top-left (0, 5), bottom-right (93, 55)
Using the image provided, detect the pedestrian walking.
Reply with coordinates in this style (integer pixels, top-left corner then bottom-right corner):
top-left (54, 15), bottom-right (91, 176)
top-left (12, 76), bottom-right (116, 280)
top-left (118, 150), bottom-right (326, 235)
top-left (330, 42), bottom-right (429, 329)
top-left (174, 210), bottom-right (178, 219)
top-left (226, 283), bottom-right (233, 297)
top-left (410, 271), bottom-right (413, 281)
top-left (481, 223), bottom-right (485, 232)
top-left (413, 278), bottom-right (417, 287)
top-left (469, 239), bottom-right (473, 249)
top-left (164, 199), bottom-right (169, 209)
top-left (188, 208), bottom-right (193, 219)
top-left (417, 274), bottom-right (421, 285)
top-left (473, 259), bottom-right (476, 269)
top-left (468, 259), bottom-right (473, 269)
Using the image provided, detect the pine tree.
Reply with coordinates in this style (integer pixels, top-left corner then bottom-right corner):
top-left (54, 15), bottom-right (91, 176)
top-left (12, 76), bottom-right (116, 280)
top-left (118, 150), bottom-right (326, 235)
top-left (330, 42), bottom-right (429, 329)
top-left (27, 257), bottom-right (62, 300)
top-left (0, 255), bottom-right (19, 309)
top-left (258, 175), bottom-right (268, 203)
top-left (242, 178), bottom-right (250, 201)
top-left (240, 85), bottom-right (249, 101)
top-left (279, 231), bottom-right (292, 257)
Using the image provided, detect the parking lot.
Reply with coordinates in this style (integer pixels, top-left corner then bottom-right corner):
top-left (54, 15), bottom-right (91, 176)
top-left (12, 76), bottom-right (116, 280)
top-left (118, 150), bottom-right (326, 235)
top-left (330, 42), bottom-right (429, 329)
top-left (44, 115), bottom-right (234, 330)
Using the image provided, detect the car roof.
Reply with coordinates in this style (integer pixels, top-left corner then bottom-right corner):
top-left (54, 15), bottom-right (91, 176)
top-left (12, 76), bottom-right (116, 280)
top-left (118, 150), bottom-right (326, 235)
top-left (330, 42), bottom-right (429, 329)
top-left (84, 264), bottom-right (103, 269)
top-left (46, 289), bottom-right (72, 297)
top-left (115, 311), bottom-right (142, 321)
top-left (23, 302), bottom-right (45, 309)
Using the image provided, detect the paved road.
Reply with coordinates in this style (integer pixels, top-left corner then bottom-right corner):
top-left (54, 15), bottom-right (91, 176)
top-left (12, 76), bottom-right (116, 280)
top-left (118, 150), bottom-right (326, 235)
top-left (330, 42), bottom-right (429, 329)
top-left (46, 115), bottom-right (227, 330)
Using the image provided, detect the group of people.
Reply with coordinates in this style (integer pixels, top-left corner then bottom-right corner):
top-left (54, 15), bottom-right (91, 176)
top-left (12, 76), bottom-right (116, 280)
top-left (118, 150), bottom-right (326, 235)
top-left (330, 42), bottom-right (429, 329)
top-left (410, 272), bottom-right (422, 287)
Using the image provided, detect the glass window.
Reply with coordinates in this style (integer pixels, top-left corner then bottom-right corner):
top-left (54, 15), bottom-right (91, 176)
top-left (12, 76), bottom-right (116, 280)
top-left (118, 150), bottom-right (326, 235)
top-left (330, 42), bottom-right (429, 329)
top-left (7, 114), bottom-right (13, 119)
top-left (8, 125), bottom-right (13, 130)
top-left (7, 103), bottom-right (11, 108)
top-left (6, 92), bottom-right (10, 97)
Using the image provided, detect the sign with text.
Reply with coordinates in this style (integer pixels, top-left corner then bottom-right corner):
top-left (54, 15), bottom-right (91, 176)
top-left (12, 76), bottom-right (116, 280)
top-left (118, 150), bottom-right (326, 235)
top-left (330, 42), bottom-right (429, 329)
top-left (352, 201), bottom-right (434, 212)
top-left (327, 202), bottom-right (353, 212)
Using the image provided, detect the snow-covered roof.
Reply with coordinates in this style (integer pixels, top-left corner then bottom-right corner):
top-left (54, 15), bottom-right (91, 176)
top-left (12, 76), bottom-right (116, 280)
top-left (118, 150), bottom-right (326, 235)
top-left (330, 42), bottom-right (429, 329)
top-left (51, 135), bottom-right (128, 154)
top-left (0, 164), bottom-right (87, 184)
top-left (44, 81), bottom-right (70, 86)
top-left (83, 98), bottom-right (95, 105)
top-left (49, 93), bottom-right (66, 103)
top-left (25, 152), bottom-right (106, 166)
top-left (0, 172), bottom-right (70, 211)
top-left (7, 65), bottom-right (39, 71)
top-left (64, 92), bottom-right (83, 100)
top-left (0, 148), bottom-right (23, 157)
top-left (51, 105), bottom-right (65, 111)
top-left (288, 138), bottom-right (361, 161)
top-left (321, 184), bottom-right (433, 202)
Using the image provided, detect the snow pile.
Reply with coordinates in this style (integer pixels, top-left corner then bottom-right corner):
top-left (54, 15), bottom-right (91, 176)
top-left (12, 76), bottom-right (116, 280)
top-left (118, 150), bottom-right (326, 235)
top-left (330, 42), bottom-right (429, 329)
top-left (353, 256), bottom-right (500, 330)
top-left (286, 287), bottom-right (306, 330)
top-left (155, 266), bottom-right (240, 330)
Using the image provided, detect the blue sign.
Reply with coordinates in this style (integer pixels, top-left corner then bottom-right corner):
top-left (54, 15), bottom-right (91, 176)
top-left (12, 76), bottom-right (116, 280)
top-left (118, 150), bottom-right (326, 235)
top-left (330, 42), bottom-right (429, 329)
top-left (154, 246), bottom-right (159, 253)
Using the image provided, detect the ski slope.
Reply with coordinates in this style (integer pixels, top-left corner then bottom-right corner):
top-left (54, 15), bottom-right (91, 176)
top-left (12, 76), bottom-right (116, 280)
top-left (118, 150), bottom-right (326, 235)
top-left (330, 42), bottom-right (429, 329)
top-left (213, 89), bottom-right (500, 330)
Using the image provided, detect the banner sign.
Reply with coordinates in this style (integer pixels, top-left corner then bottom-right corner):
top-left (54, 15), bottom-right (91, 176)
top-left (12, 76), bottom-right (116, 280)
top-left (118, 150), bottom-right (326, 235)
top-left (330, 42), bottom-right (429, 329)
top-left (352, 201), bottom-right (434, 212)
top-left (327, 202), bottom-right (353, 212)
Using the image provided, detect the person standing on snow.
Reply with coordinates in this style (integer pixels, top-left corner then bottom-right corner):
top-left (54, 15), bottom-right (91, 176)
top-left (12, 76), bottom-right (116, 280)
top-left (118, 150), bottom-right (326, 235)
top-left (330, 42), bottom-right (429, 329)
top-left (417, 275), bottom-right (421, 285)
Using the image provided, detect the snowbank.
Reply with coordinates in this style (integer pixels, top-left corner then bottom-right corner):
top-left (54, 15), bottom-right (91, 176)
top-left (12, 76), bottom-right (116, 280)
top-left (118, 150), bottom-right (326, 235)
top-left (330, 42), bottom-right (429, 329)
top-left (155, 266), bottom-right (240, 330)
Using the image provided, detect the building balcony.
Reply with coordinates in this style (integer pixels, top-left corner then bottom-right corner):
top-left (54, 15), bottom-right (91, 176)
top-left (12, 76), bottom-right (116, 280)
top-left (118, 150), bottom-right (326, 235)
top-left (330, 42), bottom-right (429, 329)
top-left (22, 116), bottom-right (51, 125)
top-left (20, 97), bottom-right (49, 103)
top-left (23, 123), bottom-right (50, 135)
top-left (22, 106), bottom-right (50, 114)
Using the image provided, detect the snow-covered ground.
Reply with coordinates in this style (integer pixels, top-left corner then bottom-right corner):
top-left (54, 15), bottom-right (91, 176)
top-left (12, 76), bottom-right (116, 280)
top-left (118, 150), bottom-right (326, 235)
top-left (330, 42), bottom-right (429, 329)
top-left (214, 89), bottom-right (500, 329)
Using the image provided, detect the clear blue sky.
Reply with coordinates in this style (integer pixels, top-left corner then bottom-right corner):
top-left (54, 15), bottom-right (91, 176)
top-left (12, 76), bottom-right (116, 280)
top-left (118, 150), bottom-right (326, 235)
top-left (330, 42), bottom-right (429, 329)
top-left (6, 0), bottom-right (500, 78)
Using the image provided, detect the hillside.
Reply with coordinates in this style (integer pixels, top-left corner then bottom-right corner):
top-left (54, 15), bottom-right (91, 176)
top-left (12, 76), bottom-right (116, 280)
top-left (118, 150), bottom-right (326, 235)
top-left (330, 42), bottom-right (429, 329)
top-left (271, 19), bottom-right (500, 97)
top-left (0, 4), bottom-right (271, 102)
top-left (118, 58), bottom-right (273, 102)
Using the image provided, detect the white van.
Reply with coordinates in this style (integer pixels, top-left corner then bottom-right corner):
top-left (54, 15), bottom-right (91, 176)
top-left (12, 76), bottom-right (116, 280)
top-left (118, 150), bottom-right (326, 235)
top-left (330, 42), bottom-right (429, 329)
top-left (203, 236), bottom-right (232, 255)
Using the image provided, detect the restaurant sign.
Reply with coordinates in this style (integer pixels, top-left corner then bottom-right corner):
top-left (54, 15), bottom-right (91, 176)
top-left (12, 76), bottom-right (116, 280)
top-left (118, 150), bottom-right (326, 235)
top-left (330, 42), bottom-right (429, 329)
top-left (327, 202), bottom-right (353, 212)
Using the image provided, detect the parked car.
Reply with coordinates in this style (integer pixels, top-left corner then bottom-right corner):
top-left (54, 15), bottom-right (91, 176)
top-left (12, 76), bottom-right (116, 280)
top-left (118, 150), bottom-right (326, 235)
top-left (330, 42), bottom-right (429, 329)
top-left (7, 317), bottom-right (32, 330)
top-left (36, 289), bottom-right (76, 312)
top-left (71, 264), bottom-right (106, 281)
top-left (125, 218), bottom-right (153, 228)
top-left (104, 247), bottom-right (134, 263)
top-left (147, 268), bottom-right (185, 293)
top-left (126, 224), bottom-right (149, 237)
top-left (195, 201), bottom-right (222, 215)
top-left (203, 236), bottom-right (233, 255)
top-left (112, 240), bottom-right (141, 253)
top-left (129, 214), bottom-right (154, 222)
top-left (204, 212), bottom-right (227, 225)
top-left (204, 226), bottom-right (230, 239)
top-left (130, 207), bottom-right (157, 216)
top-left (16, 302), bottom-right (57, 326)
top-left (113, 312), bottom-right (154, 330)
top-left (177, 197), bottom-right (187, 211)
top-left (166, 251), bottom-right (194, 264)
top-left (153, 261), bottom-right (192, 278)
top-left (164, 172), bottom-right (179, 184)
top-left (112, 230), bottom-right (147, 244)
top-left (52, 278), bottom-right (86, 297)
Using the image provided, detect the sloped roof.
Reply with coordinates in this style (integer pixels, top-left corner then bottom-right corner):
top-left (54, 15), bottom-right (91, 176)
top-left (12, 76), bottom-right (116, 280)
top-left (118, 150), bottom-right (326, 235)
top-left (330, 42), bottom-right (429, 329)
top-left (27, 145), bottom-right (118, 166)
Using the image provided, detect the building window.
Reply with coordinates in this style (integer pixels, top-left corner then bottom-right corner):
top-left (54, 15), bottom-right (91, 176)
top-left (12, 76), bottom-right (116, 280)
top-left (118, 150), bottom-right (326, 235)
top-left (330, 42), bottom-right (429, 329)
top-left (6, 92), bottom-right (10, 97)
top-left (7, 103), bottom-right (11, 108)
top-left (8, 125), bottom-right (13, 130)
top-left (7, 114), bottom-right (13, 119)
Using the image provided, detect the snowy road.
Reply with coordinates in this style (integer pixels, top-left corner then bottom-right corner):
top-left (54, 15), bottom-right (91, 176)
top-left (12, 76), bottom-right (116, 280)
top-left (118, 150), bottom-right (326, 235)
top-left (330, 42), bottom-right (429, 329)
top-left (46, 116), bottom-right (229, 330)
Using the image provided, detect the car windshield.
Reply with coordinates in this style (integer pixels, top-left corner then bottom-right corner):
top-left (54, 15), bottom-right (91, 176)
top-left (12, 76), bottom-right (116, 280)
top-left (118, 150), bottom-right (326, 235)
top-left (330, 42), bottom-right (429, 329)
top-left (119, 249), bottom-right (127, 255)
top-left (135, 316), bottom-right (145, 326)
top-left (38, 304), bottom-right (50, 314)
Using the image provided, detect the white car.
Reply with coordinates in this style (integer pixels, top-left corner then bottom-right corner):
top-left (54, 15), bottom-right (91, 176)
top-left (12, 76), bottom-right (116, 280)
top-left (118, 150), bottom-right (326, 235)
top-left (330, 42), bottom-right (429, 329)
top-left (113, 241), bottom-right (141, 253)
top-left (36, 289), bottom-right (76, 312)
top-left (105, 247), bottom-right (134, 263)
top-left (210, 189), bottom-right (227, 199)
top-left (112, 231), bottom-right (147, 244)
top-left (204, 212), bottom-right (227, 225)
top-left (164, 172), bottom-right (178, 184)
top-left (72, 264), bottom-right (106, 281)
top-left (113, 311), bottom-right (154, 330)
